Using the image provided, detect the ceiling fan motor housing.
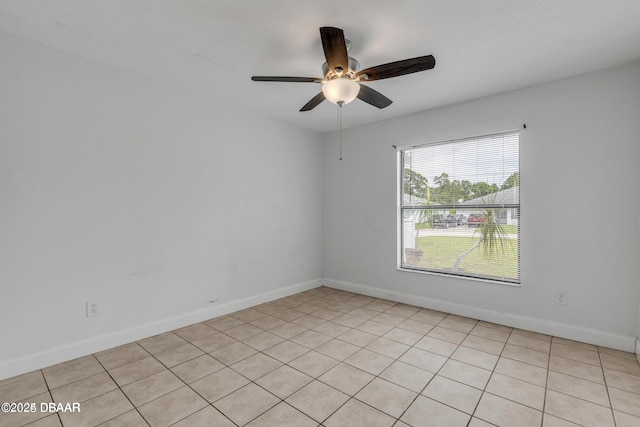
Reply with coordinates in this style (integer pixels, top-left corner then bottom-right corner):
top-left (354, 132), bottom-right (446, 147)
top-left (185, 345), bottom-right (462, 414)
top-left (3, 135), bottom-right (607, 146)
top-left (322, 57), bottom-right (360, 80)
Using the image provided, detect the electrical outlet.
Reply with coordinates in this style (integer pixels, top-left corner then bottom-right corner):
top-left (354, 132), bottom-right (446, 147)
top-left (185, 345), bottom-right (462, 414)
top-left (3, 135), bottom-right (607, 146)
top-left (86, 300), bottom-right (100, 317)
top-left (555, 291), bottom-right (568, 305)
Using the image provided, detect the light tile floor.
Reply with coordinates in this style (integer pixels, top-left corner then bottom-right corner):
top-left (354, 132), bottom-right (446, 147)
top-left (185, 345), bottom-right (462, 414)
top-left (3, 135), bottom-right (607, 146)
top-left (1, 287), bottom-right (640, 426)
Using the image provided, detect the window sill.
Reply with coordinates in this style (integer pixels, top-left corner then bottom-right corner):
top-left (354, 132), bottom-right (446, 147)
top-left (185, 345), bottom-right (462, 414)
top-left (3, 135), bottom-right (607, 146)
top-left (397, 266), bottom-right (521, 287)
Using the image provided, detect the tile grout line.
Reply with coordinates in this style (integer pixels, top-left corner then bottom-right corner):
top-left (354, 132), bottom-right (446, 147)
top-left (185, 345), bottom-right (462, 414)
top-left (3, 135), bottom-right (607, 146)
top-left (35, 355), bottom-right (150, 427)
top-left (144, 352), bottom-right (236, 427)
top-left (598, 346), bottom-right (618, 427)
top-left (540, 337), bottom-right (552, 427)
top-left (235, 295), bottom-right (396, 425)
top-left (260, 322), bottom-right (387, 424)
top-left (467, 325), bottom-right (515, 426)
top-left (316, 315), bottom-right (444, 425)
top-left (166, 304), bottom-right (356, 426)
top-left (442, 327), bottom-right (541, 415)
top-left (39, 368), bottom-right (63, 427)
top-left (236, 299), bottom-right (427, 425)
top-left (97, 333), bottom-right (234, 425)
top-left (155, 329), bottom-right (274, 427)
top-left (529, 341), bottom-right (627, 426)
top-left (393, 315), bottom-right (462, 424)
top-left (484, 337), bottom-right (614, 418)
top-left (325, 306), bottom-right (426, 423)
top-left (91, 353), bottom-right (152, 427)
top-left (135, 306), bottom-right (320, 426)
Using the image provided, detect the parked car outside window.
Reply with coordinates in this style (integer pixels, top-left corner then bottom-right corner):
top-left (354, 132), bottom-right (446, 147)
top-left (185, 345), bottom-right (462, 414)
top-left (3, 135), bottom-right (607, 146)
top-left (455, 214), bottom-right (467, 225)
top-left (467, 213), bottom-right (486, 227)
top-left (431, 214), bottom-right (449, 228)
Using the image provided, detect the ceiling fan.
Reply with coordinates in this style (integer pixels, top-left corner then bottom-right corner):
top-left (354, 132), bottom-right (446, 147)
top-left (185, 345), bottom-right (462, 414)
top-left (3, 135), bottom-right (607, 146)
top-left (251, 27), bottom-right (436, 111)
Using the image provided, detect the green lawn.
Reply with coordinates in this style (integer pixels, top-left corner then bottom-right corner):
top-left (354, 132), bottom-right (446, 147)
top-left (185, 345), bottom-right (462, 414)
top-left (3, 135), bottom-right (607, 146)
top-left (500, 225), bottom-right (518, 234)
top-left (415, 222), bottom-right (432, 230)
top-left (412, 235), bottom-right (519, 280)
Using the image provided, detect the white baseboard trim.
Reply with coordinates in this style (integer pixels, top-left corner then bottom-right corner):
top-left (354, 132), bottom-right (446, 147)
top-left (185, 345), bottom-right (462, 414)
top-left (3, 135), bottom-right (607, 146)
top-left (0, 279), bottom-right (322, 381)
top-left (323, 278), bottom-right (636, 352)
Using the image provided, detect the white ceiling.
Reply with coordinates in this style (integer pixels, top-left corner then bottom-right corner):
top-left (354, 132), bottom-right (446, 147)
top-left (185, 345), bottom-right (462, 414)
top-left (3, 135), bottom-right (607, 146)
top-left (1, 0), bottom-right (640, 133)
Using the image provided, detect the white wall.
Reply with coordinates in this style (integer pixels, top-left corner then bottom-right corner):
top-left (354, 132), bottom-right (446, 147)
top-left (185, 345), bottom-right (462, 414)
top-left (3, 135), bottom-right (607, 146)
top-left (0, 33), bottom-right (324, 377)
top-left (323, 61), bottom-right (640, 350)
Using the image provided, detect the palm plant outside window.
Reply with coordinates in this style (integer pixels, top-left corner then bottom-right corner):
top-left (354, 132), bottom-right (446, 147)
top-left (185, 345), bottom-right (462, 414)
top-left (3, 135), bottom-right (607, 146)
top-left (400, 131), bottom-right (520, 284)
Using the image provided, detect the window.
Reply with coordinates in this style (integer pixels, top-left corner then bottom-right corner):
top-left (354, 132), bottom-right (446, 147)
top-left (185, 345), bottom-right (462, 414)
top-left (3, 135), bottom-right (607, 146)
top-left (400, 131), bottom-right (520, 284)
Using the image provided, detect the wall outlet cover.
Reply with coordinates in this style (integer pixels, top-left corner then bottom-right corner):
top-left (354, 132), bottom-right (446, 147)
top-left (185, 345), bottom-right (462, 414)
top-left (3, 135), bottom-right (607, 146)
top-left (86, 300), bottom-right (100, 317)
top-left (555, 291), bottom-right (568, 305)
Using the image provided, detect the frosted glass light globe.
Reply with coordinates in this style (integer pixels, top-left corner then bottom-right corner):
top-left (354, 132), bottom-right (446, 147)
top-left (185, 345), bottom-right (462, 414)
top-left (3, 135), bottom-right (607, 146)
top-left (322, 78), bottom-right (360, 105)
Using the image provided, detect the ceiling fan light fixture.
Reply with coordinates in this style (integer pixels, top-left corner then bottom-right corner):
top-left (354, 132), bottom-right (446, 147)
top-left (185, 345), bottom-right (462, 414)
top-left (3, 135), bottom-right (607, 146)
top-left (322, 78), bottom-right (360, 106)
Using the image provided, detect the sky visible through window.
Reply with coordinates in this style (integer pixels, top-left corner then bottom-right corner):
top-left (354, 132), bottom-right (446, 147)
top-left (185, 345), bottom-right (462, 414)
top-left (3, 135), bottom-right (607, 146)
top-left (405, 133), bottom-right (519, 186)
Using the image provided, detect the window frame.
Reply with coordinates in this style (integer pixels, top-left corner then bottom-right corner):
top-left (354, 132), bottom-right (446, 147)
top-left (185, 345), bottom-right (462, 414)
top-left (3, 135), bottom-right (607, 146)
top-left (397, 131), bottom-right (521, 285)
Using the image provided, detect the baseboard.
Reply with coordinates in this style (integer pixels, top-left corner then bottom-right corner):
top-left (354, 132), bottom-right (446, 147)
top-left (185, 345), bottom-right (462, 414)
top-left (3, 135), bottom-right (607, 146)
top-left (0, 279), bottom-right (322, 381)
top-left (636, 337), bottom-right (640, 365)
top-left (323, 278), bottom-right (636, 352)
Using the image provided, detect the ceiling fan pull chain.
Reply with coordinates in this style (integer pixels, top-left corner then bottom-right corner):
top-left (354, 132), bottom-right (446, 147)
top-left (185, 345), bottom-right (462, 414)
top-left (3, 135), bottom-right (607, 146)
top-left (338, 102), bottom-right (343, 160)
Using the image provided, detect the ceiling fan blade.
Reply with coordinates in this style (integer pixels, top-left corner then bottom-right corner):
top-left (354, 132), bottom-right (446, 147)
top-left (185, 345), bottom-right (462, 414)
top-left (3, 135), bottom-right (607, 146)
top-left (300, 92), bottom-right (326, 111)
top-left (357, 84), bottom-right (393, 109)
top-left (356, 55), bottom-right (436, 81)
top-left (320, 27), bottom-right (349, 75)
top-left (252, 76), bottom-right (321, 83)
